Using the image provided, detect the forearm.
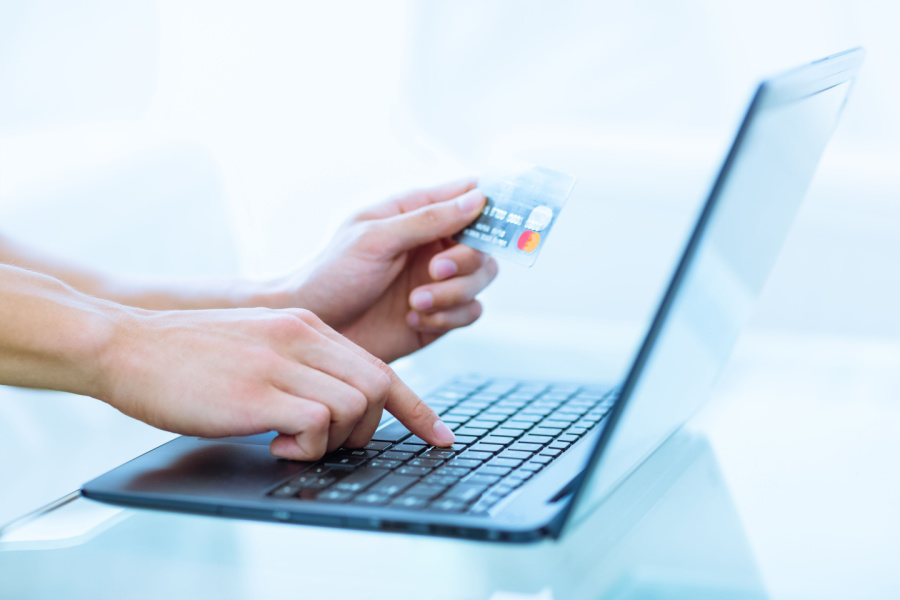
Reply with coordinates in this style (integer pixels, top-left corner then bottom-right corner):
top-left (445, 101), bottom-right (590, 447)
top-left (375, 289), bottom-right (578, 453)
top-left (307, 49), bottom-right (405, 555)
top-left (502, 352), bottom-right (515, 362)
top-left (0, 234), bottom-right (289, 311)
top-left (0, 264), bottom-right (128, 398)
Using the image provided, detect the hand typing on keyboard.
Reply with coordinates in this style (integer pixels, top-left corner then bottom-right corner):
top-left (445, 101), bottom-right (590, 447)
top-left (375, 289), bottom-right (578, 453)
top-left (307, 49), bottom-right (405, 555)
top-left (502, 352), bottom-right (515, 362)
top-left (0, 180), bottom-right (497, 461)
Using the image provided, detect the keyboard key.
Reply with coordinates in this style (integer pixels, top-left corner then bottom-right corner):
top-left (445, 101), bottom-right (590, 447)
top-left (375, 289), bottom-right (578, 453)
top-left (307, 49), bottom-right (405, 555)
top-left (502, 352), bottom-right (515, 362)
top-left (395, 466), bottom-right (432, 477)
top-left (498, 450), bottom-right (532, 461)
top-left (381, 451), bottom-right (415, 461)
top-left (368, 459), bottom-right (402, 470)
top-left (548, 441), bottom-right (571, 451)
top-left (434, 466), bottom-right (471, 478)
top-left (317, 489), bottom-right (353, 502)
top-left (497, 420), bottom-right (531, 430)
top-left (353, 492), bottom-right (390, 506)
top-left (483, 406), bottom-right (516, 416)
top-left (520, 435), bottom-right (552, 445)
top-left (488, 458), bottom-right (522, 469)
top-left (408, 458), bottom-right (443, 468)
top-left (540, 448), bottom-right (562, 457)
top-left (324, 455), bottom-right (367, 470)
top-left (452, 407), bottom-right (481, 416)
top-left (510, 413), bottom-right (542, 422)
top-left (447, 458), bottom-right (481, 469)
top-left (464, 474), bottom-right (502, 486)
top-left (389, 495), bottom-right (429, 509)
top-left (420, 450), bottom-right (456, 460)
top-left (557, 434), bottom-right (579, 443)
top-left (566, 427), bottom-right (588, 436)
top-left (301, 475), bottom-right (337, 490)
top-left (429, 499), bottom-right (467, 513)
top-left (444, 483), bottom-right (490, 504)
top-left (451, 436), bottom-right (478, 445)
top-left (455, 427), bottom-right (489, 438)
top-left (335, 448), bottom-right (379, 459)
top-left (529, 428), bottom-right (562, 438)
top-left (470, 443), bottom-right (504, 454)
top-left (391, 444), bottom-right (425, 454)
top-left (442, 414), bottom-right (470, 424)
top-left (458, 400), bottom-right (491, 410)
top-left (491, 483), bottom-right (518, 496)
top-left (466, 420), bottom-right (499, 431)
top-left (433, 389), bottom-right (468, 400)
top-left (509, 442), bottom-right (542, 453)
top-left (369, 474), bottom-right (419, 497)
top-left (363, 441), bottom-right (391, 451)
top-left (406, 483), bottom-right (447, 499)
top-left (371, 420), bottom-right (411, 442)
top-left (423, 474), bottom-right (460, 487)
top-left (508, 470), bottom-right (534, 482)
top-left (458, 451), bottom-right (492, 461)
top-left (334, 468), bottom-right (389, 492)
top-left (530, 455), bottom-right (553, 464)
top-left (491, 428), bottom-right (524, 439)
top-left (270, 482), bottom-right (304, 497)
top-left (519, 462), bottom-right (544, 472)
top-left (478, 466), bottom-right (512, 477)
top-left (480, 436), bottom-right (514, 447)
top-left (474, 413), bottom-right (505, 423)
top-left (303, 464), bottom-right (332, 476)
top-left (547, 413), bottom-right (578, 422)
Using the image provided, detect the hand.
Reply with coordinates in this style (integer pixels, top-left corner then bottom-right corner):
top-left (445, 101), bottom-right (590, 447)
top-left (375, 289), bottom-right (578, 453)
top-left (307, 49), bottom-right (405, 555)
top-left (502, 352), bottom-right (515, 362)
top-left (279, 179), bottom-right (499, 362)
top-left (99, 307), bottom-right (455, 460)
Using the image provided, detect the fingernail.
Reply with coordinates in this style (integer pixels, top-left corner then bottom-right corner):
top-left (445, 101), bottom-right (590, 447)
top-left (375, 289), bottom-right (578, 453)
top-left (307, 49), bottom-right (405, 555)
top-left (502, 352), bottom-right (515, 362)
top-left (457, 189), bottom-right (485, 213)
top-left (410, 290), bottom-right (433, 311)
top-left (433, 420), bottom-right (455, 446)
top-left (432, 258), bottom-right (457, 280)
top-left (406, 311), bottom-right (420, 327)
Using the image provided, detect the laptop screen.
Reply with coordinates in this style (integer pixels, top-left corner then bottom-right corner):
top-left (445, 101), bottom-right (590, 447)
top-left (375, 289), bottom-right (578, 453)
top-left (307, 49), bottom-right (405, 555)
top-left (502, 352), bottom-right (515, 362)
top-left (564, 51), bottom-right (862, 529)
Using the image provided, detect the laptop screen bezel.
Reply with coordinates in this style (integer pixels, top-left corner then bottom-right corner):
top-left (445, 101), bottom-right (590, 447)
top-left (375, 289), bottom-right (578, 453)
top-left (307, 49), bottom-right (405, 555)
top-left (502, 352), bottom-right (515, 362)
top-left (552, 48), bottom-right (865, 537)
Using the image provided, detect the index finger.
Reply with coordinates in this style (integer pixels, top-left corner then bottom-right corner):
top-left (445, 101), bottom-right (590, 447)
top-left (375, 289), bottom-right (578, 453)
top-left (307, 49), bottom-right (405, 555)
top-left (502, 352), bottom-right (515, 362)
top-left (355, 178), bottom-right (477, 221)
top-left (290, 310), bottom-right (455, 447)
top-left (382, 370), bottom-right (456, 447)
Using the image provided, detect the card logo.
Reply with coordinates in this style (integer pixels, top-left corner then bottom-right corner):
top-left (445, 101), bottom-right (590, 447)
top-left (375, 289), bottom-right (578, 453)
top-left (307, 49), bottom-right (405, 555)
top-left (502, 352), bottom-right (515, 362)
top-left (517, 230), bottom-right (541, 252)
top-left (525, 205), bottom-right (553, 232)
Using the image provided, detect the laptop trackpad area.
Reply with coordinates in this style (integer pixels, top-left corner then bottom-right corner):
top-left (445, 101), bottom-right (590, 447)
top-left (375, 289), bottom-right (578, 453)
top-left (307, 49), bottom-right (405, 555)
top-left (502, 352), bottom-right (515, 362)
top-left (106, 436), bottom-right (305, 496)
top-left (197, 432), bottom-right (278, 446)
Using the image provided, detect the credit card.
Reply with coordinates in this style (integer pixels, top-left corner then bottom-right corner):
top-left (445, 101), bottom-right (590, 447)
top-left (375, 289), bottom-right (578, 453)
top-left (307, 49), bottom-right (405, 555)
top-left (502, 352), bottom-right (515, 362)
top-left (456, 165), bottom-right (576, 267)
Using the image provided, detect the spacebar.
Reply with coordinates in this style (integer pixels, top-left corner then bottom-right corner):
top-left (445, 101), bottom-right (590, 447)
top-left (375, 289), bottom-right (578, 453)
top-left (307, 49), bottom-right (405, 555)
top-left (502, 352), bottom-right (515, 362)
top-left (371, 420), bottom-right (411, 442)
top-left (334, 468), bottom-right (390, 492)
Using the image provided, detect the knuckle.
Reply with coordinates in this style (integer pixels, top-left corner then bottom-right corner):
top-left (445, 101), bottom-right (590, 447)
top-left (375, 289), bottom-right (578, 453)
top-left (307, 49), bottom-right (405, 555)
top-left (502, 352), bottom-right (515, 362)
top-left (293, 308), bottom-right (320, 325)
top-left (272, 314), bottom-right (310, 339)
top-left (426, 312), bottom-right (450, 330)
top-left (305, 403), bottom-right (332, 433)
top-left (342, 388), bottom-right (368, 421)
top-left (372, 370), bottom-right (391, 401)
top-left (418, 206), bottom-right (441, 228)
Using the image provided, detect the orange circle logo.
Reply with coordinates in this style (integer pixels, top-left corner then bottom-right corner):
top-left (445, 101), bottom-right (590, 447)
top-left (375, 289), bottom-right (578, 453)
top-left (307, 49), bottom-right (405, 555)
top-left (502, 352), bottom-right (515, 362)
top-left (517, 230), bottom-right (541, 252)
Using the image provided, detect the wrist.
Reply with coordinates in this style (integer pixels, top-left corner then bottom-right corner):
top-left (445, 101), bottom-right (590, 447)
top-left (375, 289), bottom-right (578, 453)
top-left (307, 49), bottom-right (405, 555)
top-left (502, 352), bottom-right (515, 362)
top-left (81, 298), bottom-right (145, 404)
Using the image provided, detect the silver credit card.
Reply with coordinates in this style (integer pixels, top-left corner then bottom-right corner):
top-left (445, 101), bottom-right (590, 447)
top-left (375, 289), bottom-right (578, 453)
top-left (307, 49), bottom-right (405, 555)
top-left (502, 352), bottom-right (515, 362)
top-left (457, 165), bottom-right (576, 267)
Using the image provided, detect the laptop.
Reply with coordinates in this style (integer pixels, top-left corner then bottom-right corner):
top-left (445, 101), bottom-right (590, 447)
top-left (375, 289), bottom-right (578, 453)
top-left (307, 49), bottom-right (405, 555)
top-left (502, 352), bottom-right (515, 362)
top-left (82, 49), bottom-right (864, 543)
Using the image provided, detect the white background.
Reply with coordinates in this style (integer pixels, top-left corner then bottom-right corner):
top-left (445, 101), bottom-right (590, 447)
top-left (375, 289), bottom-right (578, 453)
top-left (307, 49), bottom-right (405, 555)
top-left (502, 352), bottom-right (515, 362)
top-left (1, 2), bottom-right (899, 598)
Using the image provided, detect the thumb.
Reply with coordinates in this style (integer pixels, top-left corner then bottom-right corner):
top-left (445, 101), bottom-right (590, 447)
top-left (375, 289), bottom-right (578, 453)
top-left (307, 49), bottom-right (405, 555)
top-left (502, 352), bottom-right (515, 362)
top-left (383, 370), bottom-right (456, 447)
top-left (376, 189), bottom-right (486, 254)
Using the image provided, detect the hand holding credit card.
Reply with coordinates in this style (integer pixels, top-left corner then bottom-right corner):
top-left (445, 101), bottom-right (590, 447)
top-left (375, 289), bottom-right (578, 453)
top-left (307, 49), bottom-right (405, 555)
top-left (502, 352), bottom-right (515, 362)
top-left (456, 165), bottom-right (576, 267)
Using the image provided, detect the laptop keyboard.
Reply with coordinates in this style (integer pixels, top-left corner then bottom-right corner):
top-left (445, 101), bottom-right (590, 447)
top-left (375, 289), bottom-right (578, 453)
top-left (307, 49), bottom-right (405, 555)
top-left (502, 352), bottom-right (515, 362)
top-left (267, 377), bottom-right (617, 515)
